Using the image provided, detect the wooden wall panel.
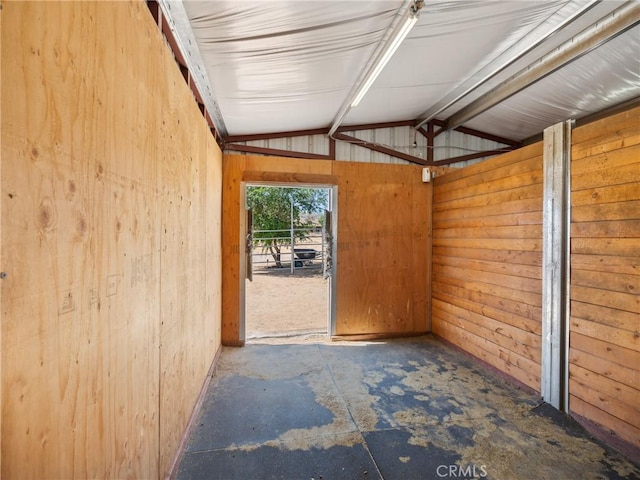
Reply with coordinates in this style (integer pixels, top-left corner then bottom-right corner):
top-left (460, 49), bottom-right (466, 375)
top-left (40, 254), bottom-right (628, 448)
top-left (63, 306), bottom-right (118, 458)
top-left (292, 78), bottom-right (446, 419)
top-left (221, 155), bottom-right (247, 345)
top-left (569, 106), bottom-right (640, 449)
top-left (1, 2), bottom-right (222, 479)
top-left (221, 155), bottom-right (334, 344)
top-left (158, 80), bottom-right (222, 474)
top-left (331, 161), bottom-right (431, 336)
top-left (221, 155), bottom-right (431, 344)
top-left (431, 143), bottom-right (544, 391)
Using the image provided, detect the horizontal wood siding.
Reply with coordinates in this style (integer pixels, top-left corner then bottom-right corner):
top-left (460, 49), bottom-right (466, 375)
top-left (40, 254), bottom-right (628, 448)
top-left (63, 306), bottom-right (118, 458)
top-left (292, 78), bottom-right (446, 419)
top-left (432, 143), bottom-right (544, 391)
top-left (569, 107), bottom-right (640, 449)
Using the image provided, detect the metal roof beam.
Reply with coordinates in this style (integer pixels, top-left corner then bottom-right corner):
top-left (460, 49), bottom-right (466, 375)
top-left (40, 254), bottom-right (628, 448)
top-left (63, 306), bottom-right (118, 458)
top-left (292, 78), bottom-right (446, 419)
top-left (429, 120), bottom-right (523, 147)
top-left (225, 144), bottom-right (333, 161)
top-left (158, 0), bottom-right (229, 137)
top-left (224, 122), bottom-right (417, 143)
top-left (332, 132), bottom-right (431, 165)
top-left (328, 1), bottom-right (417, 137)
top-left (225, 128), bottom-right (329, 143)
top-left (444, 1), bottom-right (640, 132)
top-left (224, 123), bottom-right (517, 165)
top-left (435, 149), bottom-right (515, 166)
top-left (414, 0), bottom-right (600, 129)
top-left (226, 119), bottom-right (518, 145)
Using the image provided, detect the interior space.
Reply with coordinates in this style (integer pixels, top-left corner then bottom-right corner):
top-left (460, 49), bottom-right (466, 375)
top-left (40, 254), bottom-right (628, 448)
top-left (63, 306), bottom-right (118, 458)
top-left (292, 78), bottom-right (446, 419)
top-left (1, 1), bottom-right (638, 479)
top-left (176, 337), bottom-right (637, 480)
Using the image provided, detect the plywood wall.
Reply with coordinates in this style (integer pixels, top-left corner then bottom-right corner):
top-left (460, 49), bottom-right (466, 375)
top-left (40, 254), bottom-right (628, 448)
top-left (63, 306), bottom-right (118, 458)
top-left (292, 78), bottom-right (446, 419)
top-left (1, 2), bottom-right (222, 478)
top-left (331, 161), bottom-right (431, 336)
top-left (568, 107), bottom-right (640, 449)
top-left (221, 155), bottom-right (335, 345)
top-left (431, 143), bottom-right (544, 391)
top-left (221, 155), bottom-right (432, 344)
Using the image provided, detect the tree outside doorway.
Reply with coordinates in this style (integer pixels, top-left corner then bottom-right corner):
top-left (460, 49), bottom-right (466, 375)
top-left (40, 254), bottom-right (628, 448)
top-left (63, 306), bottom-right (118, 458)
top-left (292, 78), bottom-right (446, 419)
top-left (245, 186), bottom-right (330, 338)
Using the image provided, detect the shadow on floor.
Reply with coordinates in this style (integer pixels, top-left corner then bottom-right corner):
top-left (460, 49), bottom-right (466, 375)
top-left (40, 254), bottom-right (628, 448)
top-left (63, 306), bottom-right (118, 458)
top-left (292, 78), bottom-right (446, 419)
top-left (176, 335), bottom-right (639, 480)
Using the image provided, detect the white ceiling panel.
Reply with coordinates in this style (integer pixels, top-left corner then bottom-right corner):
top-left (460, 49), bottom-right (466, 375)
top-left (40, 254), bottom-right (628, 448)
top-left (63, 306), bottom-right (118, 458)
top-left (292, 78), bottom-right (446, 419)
top-left (465, 24), bottom-right (640, 141)
top-left (164, 0), bottom-right (640, 142)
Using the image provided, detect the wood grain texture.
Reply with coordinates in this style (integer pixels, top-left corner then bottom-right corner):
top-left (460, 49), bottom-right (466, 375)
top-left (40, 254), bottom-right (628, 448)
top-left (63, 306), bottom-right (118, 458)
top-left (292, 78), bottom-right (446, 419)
top-left (569, 105), bottom-right (640, 449)
top-left (243, 171), bottom-right (337, 185)
top-left (1, 2), bottom-right (222, 478)
top-left (0, 4), bottom-right (3, 472)
top-left (432, 144), bottom-right (544, 392)
top-left (158, 73), bottom-right (222, 475)
top-left (433, 143), bottom-right (542, 186)
top-left (569, 395), bottom-right (640, 450)
top-left (221, 155), bottom-right (432, 342)
top-left (222, 155), bottom-right (334, 344)
top-left (332, 161), bottom-right (432, 335)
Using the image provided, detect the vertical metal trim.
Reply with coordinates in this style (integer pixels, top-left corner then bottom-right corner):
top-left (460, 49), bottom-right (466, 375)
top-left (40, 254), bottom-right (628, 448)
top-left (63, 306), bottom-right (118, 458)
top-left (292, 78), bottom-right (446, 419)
top-left (542, 126), bottom-right (555, 407)
top-left (290, 194), bottom-right (295, 274)
top-left (239, 183), bottom-right (247, 343)
top-left (427, 177), bottom-right (434, 332)
top-left (246, 209), bottom-right (253, 283)
top-left (542, 121), bottom-right (571, 410)
top-left (329, 186), bottom-right (339, 337)
top-left (563, 120), bottom-right (573, 413)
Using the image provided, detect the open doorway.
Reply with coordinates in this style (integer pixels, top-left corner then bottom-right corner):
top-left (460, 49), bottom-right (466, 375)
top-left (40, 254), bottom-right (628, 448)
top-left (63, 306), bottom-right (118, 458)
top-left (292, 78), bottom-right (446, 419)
top-left (243, 184), bottom-right (335, 339)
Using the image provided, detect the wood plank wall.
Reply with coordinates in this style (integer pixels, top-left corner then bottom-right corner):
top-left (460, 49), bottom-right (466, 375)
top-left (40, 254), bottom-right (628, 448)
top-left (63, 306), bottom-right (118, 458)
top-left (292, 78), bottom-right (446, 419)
top-left (431, 143), bottom-right (544, 391)
top-left (1, 2), bottom-right (222, 479)
top-left (222, 155), bottom-right (433, 344)
top-left (568, 107), bottom-right (640, 449)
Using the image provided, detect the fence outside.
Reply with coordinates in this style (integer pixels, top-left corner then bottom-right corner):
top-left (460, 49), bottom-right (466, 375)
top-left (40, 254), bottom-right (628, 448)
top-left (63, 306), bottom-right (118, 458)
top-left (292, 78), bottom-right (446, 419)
top-left (250, 226), bottom-right (326, 275)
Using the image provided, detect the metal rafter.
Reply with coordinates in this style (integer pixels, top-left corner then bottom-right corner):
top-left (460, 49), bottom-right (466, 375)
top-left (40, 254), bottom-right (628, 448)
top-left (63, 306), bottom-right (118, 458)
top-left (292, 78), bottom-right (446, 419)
top-left (157, 0), bottom-right (229, 137)
top-left (444, 1), bottom-right (640, 132)
top-left (223, 119), bottom-right (519, 166)
top-left (331, 132), bottom-right (431, 165)
top-left (225, 144), bottom-right (333, 161)
top-left (414, 0), bottom-right (601, 129)
top-left (328, 0), bottom-right (418, 137)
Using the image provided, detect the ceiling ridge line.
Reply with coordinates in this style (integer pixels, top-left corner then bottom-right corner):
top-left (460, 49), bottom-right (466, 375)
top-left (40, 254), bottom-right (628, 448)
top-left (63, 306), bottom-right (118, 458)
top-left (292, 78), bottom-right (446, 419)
top-left (328, 0), bottom-right (418, 138)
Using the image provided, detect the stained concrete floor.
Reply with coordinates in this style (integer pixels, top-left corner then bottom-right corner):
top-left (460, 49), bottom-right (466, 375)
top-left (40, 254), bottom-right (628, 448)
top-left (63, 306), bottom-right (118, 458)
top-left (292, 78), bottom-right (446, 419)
top-left (176, 335), bottom-right (639, 480)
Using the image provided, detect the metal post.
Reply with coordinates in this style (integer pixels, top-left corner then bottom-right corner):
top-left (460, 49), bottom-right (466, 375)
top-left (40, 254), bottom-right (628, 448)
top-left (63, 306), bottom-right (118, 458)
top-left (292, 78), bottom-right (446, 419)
top-left (322, 218), bottom-right (326, 277)
top-left (541, 120), bottom-right (572, 411)
top-left (290, 192), bottom-right (295, 274)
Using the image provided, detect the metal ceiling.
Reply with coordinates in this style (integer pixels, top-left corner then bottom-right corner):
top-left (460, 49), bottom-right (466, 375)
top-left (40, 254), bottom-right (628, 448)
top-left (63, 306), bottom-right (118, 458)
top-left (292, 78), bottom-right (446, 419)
top-left (158, 0), bottom-right (640, 146)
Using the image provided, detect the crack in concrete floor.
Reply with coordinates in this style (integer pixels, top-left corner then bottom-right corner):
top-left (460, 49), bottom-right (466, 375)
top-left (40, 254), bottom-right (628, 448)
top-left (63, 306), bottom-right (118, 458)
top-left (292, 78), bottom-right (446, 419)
top-left (177, 335), bottom-right (639, 480)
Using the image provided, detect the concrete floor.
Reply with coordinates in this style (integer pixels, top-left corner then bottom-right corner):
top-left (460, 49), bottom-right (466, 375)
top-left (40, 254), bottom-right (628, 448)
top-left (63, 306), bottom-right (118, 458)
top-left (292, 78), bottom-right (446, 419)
top-left (176, 335), bottom-right (639, 480)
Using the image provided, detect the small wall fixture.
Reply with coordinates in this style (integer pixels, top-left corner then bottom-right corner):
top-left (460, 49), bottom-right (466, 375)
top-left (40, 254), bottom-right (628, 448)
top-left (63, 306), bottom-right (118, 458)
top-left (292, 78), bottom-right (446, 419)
top-left (350, 1), bottom-right (423, 108)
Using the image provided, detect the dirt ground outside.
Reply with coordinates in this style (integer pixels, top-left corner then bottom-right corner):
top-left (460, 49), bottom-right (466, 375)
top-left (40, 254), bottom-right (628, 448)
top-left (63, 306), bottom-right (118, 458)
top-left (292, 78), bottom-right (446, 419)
top-left (245, 263), bottom-right (329, 339)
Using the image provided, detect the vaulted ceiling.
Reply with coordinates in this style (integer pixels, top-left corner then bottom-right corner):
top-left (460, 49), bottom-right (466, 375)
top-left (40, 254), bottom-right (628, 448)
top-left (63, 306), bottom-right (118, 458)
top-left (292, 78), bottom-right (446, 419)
top-left (157, 0), bottom-right (640, 146)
